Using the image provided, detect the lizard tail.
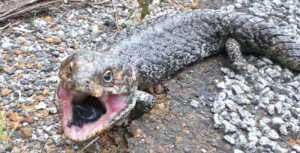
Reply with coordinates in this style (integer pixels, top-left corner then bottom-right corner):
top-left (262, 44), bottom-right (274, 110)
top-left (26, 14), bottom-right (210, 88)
top-left (221, 12), bottom-right (300, 71)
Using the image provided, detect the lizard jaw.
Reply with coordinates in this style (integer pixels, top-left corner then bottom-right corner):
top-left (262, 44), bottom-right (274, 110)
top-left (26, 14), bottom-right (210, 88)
top-left (57, 85), bottom-right (133, 141)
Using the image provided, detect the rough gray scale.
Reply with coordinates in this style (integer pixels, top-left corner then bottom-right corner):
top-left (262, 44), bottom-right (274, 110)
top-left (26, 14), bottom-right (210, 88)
top-left (106, 9), bottom-right (300, 87)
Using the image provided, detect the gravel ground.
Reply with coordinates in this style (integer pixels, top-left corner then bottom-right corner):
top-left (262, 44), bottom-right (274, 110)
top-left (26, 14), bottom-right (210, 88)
top-left (214, 1), bottom-right (300, 152)
top-left (0, 0), bottom-right (299, 153)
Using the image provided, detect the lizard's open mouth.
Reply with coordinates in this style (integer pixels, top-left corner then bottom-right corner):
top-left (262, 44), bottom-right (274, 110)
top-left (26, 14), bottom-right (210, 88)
top-left (57, 85), bottom-right (129, 141)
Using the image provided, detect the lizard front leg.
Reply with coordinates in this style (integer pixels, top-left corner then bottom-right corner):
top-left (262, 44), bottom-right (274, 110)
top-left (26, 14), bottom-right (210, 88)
top-left (130, 90), bottom-right (156, 119)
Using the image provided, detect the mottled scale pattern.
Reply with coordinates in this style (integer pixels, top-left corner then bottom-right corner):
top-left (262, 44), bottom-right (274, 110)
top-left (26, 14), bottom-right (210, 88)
top-left (108, 9), bottom-right (300, 87)
top-left (222, 12), bottom-right (300, 70)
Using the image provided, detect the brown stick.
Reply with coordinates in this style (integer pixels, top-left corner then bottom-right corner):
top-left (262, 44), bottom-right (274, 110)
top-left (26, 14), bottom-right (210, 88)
top-left (0, 0), bottom-right (98, 22)
top-left (0, 0), bottom-right (63, 22)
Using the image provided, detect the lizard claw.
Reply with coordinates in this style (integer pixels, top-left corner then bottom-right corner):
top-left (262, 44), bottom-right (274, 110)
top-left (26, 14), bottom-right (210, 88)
top-left (148, 84), bottom-right (167, 94)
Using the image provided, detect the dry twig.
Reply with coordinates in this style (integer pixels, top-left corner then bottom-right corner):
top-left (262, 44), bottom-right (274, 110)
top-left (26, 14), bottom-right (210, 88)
top-left (78, 136), bottom-right (100, 153)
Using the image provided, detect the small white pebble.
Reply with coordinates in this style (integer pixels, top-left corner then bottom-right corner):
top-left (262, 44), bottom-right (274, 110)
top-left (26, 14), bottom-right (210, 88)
top-left (292, 145), bottom-right (300, 152)
top-left (234, 149), bottom-right (244, 153)
top-left (190, 99), bottom-right (199, 108)
top-left (48, 107), bottom-right (58, 114)
top-left (35, 102), bottom-right (47, 110)
top-left (200, 149), bottom-right (207, 153)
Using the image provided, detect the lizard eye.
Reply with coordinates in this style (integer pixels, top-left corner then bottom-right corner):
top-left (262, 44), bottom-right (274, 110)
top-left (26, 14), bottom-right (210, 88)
top-left (103, 70), bottom-right (113, 83)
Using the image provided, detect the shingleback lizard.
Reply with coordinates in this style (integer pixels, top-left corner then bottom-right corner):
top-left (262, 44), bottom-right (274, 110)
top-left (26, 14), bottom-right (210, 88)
top-left (57, 9), bottom-right (300, 141)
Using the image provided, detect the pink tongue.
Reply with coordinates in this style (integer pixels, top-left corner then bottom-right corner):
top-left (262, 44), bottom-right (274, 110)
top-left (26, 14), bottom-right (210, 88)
top-left (57, 85), bottom-right (72, 101)
top-left (106, 95), bottom-right (128, 113)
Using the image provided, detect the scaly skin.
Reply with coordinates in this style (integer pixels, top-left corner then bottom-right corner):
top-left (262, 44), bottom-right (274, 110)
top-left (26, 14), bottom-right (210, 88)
top-left (57, 9), bottom-right (300, 141)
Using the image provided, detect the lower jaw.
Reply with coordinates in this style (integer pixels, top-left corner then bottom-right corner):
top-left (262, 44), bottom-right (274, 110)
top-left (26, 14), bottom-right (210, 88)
top-left (62, 110), bottom-right (111, 141)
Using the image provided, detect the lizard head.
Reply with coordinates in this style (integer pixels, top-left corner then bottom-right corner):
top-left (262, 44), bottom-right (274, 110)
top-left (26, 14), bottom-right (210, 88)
top-left (57, 51), bottom-right (138, 141)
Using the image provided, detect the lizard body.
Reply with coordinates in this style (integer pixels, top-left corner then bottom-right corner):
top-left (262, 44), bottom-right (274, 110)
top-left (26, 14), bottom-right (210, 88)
top-left (57, 9), bottom-right (300, 141)
top-left (114, 9), bottom-right (300, 87)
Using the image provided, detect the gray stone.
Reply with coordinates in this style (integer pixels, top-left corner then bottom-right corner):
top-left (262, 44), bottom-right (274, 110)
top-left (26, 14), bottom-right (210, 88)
top-left (223, 120), bottom-right (237, 133)
top-left (259, 136), bottom-right (273, 146)
top-left (279, 125), bottom-right (288, 135)
top-left (234, 149), bottom-right (244, 153)
top-left (213, 114), bottom-right (222, 128)
top-left (216, 81), bottom-right (226, 89)
top-left (237, 134), bottom-right (247, 146)
top-left (225, 99), bottom-right (239, 111)
top-left (35, 102), bottom-right (48, 110)
top-left (224, 134), bottom-right (236, 145)
top-left (267, 104), bottom-right (275, 115)
top-left (48, 107), bottom-right (58, 114)
top-left (271, 117), bottom-right (284, 125)
top-left (274, 102), bottom-right (283, 114)
top-left (231, 84), bottom-right (244, 95)
top-left (1, 36), bottom-right (14, 48)
top-left (212, 100), bottom-right (225, 113)
top-left (292, 145), bottom-right (300, 152)
top-left (52, 134), bottom-right (61, 145)
top-left (266, 129), bottom-right (280, 140)
top-left (190, 99), bottom-right (200, 108)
